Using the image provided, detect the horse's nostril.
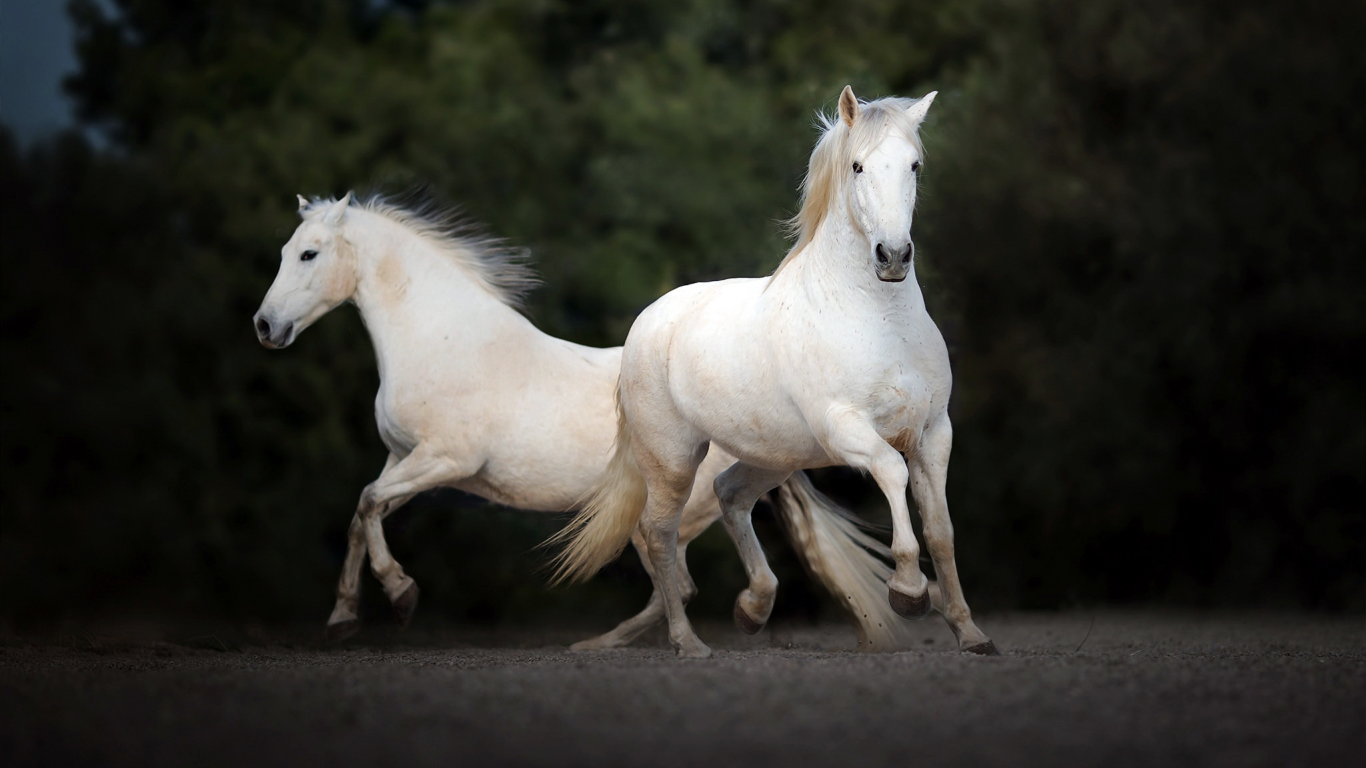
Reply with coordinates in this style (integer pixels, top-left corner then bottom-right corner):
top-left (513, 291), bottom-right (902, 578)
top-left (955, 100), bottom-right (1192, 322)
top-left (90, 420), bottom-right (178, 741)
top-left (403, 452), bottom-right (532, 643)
top-left (875, 244), bottom-right (889, 264)
top-left (902, 251), bottom-right (912, 264)
top-left (256, 317), bottom-right (271, 338)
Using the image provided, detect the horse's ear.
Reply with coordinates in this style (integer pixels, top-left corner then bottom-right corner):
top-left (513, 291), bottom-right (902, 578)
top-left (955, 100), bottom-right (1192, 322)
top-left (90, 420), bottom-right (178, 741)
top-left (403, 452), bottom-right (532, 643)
top-left (905, 91), bottom-right (938, 126)
top-left (839, 85), bottom-right (861, 127)
top-left (297, 194), bottom-right (310, 214)
top-left (322, 191), bottom-right (353, 226)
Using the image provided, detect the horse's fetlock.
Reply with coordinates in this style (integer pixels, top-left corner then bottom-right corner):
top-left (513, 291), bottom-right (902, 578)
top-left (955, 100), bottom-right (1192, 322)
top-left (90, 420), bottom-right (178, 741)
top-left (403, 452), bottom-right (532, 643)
top-left (891, 544), bottom-right (922, 566)
top-left (754, 572), bottom-right (779, 597)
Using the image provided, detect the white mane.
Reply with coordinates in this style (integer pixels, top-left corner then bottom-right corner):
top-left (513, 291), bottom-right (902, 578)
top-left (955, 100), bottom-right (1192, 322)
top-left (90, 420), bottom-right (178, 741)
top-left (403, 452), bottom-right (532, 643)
top-left (302, 193), bottom-right (540, 310)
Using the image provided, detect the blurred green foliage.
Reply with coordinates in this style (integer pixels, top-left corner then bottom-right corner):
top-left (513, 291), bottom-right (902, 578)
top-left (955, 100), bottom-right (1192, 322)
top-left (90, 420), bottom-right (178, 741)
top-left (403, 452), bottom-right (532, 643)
top-left (1, 0), bottom-right (1361, 628)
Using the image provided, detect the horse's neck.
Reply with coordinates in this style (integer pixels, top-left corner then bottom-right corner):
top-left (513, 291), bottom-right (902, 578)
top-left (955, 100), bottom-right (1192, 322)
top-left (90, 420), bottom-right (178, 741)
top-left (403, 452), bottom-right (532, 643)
top-left (349, 224), bottom-right (532, 382)
top-left (789, 204), bottom-right (925, 317)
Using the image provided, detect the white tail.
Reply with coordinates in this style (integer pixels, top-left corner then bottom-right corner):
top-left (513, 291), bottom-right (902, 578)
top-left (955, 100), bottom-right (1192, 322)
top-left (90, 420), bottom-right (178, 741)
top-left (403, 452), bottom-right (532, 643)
top-left (547, 393), bottom-right (648, 585)
top-left (773, 472), bottom-right (919, 651)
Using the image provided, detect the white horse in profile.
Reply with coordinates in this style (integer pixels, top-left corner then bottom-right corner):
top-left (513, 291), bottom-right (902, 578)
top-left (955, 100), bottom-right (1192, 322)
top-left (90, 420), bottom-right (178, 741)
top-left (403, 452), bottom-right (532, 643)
top-left (553, 87), bottom-right (997, 658)
top-left (252, 192), bottom-right (917, 650)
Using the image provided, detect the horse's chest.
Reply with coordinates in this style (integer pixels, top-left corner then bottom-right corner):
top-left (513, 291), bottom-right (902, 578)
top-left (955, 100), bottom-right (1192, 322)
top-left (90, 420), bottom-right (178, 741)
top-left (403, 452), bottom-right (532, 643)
top-left (818, 334), bottom-right (946, 447)
top-left (864, 375), bottom-right (938, 452)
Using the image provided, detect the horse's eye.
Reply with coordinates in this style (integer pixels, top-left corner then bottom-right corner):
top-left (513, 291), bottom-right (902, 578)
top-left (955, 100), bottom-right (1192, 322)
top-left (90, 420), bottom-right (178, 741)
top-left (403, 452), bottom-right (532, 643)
top-left (911, 161), bottom-right (921, 174)
top-left (852, 162), bottom-right (863, 174)
top-left (301, 250), bottom-right (319, 261)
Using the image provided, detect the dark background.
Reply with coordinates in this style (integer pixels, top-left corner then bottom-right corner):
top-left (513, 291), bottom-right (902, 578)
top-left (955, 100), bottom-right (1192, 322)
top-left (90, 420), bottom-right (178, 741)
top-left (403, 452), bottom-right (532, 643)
top-left (1, 0), bottom-right (1362, 634)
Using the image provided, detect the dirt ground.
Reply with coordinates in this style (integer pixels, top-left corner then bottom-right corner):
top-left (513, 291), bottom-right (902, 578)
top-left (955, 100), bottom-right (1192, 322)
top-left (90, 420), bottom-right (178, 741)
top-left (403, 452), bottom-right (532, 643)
top-left (1, 612), bottom-right (1362, 767)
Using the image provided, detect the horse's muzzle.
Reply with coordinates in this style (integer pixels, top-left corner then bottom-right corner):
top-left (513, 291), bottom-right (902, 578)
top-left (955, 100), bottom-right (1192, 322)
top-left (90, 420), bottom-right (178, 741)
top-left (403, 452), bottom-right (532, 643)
top-left (874, 241), bottom-right (913, 282)
top-left (254, 314), bottom-right (294, 349)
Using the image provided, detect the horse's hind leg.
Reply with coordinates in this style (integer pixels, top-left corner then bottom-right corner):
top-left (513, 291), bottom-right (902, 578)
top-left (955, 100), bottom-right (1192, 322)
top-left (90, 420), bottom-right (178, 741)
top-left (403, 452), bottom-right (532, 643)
top-left (570, 482), bottom-right (718, 651)
top-left (357, 445), bottom-right (473, 627)
top-left (635, 440), bottom-right (713, 658)
top-left (667, 463), bottom-right (732, 610)
top-left (714, 462), bottom-right (791, 634)
top-left (908, 417), bottom-right (997, 655)
top-left (569, 531), bottom-right (665, 650)
top-left (674, 540), bottom-right (699, 605)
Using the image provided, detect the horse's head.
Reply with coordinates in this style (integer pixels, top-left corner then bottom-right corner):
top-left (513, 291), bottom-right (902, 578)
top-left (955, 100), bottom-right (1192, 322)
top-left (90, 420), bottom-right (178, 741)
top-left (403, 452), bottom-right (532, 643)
top-left (254, 193), bottom-right (359, 348)
top-left (837, 87), bottom-right (936, 283)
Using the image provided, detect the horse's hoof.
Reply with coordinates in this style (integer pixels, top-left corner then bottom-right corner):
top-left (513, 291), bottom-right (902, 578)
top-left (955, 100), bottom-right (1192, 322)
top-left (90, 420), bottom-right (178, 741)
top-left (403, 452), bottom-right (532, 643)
top-left (392, 582), bottom-right (420, 627)
top-left (675, 643), bottom-right (714, 659)
top-left (888, 586), bottom-right (932, 619)
top-left (569, 636), bottom-right (619, 652)
top-left (325, 619), bottom-right (361, 644)
top-left (963, 640), bottom-right (1001, 656)
top-left (733, 601), bottom-right (766, 635)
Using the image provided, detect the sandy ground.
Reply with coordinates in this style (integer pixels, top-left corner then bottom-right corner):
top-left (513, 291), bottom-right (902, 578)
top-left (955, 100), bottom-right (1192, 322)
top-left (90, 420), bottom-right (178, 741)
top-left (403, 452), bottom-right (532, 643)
top-left (1, 612), bottom-right (1362, 767)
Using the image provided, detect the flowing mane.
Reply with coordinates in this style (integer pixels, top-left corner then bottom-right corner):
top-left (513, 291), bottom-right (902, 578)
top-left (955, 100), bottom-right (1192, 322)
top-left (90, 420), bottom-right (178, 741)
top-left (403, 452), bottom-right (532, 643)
top-left (773, 95), bottom-right (930, 277)
top-left (302, 193), bottom-right (540, 310)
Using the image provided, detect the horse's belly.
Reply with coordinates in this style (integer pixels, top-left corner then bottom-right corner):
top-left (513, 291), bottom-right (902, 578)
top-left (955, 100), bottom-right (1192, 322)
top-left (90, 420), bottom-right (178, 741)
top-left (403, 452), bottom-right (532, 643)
top-left (450, 469), bottom-right (589, 512)
top-left (705, 411), bottom-right (830, 470)
top-left (672, 370), bottom-right (829, 469)
top-left (375, 392), bottom-right (420, 457)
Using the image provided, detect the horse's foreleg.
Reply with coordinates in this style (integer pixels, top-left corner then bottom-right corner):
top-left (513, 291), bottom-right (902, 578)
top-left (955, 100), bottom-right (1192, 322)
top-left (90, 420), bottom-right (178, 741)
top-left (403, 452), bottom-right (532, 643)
top-left (824, 408), bottom-right (932, 619)
top-left (714, 462), bottom-right (790, 635)
top-left (325, 454), bottom-right (399, 641)
top-left (358, 445), bottom-right (471, 626)
top-left (325, 513), bottom-right (368, 641)
top-left (908, 418), bottom-right (997, 655)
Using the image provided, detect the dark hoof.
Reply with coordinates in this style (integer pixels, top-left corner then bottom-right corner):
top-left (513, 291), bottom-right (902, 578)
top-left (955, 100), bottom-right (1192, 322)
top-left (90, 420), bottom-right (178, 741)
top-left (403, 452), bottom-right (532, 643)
top-left (963, 640), bottom-right (1001, 656)
top-left (392, 583), bottom-right (420, 627)
top-left (325, 619), bottom-right (361, 644)
top-left (733, 602), bottom-right (766, 635)
top-left (888, 586), bottom-right (932, 619)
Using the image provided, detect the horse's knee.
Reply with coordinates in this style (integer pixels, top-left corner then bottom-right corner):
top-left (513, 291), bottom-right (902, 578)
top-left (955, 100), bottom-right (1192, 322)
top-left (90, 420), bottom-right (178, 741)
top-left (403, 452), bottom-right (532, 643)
top-left (870, 450), bottom-right (909, 491)
top-left (357, 484), bottom-right (381, 519)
